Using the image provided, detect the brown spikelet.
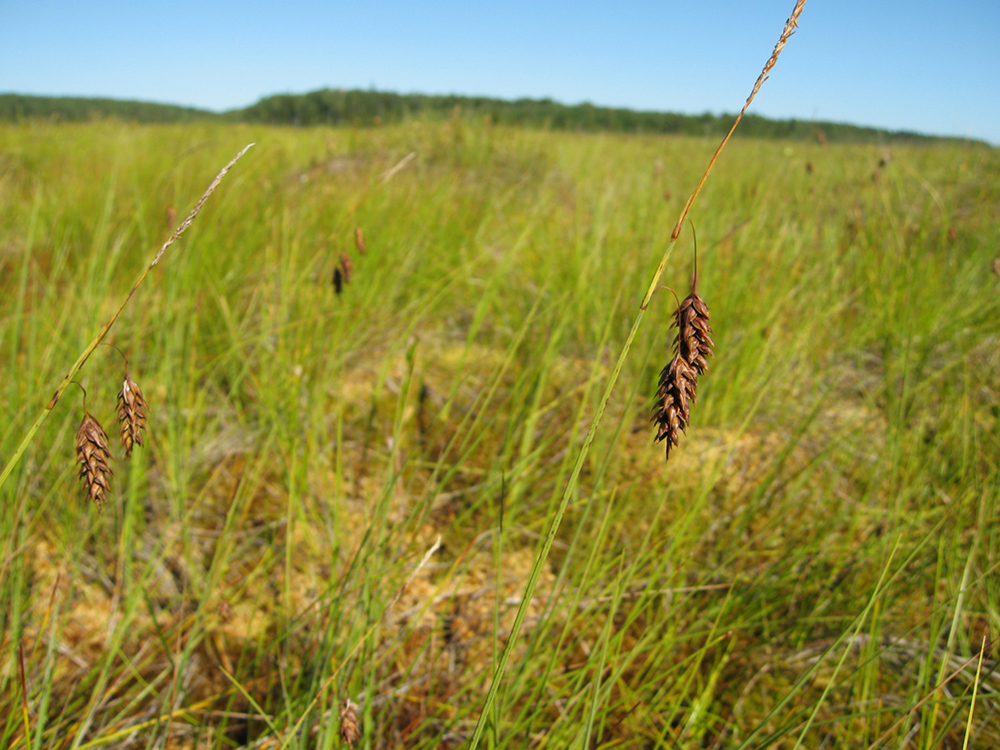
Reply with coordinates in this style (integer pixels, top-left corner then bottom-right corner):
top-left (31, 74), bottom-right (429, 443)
top-left (354, 226), bottom-right (367, 254)
top-left (339, 698), bottom-right (361, 747)
top-left (340, 253), bottom-right (354, 284)
top-left (674, 292), bottom-right (715, 376)
top-left (116, 373), bottom-right (149, 458)
top-left (76, 413), bottom-right (113, 510)
top-left (333, 253), bottom-right (354, 295)
top-left (652, 290), bottom-right (714, 460)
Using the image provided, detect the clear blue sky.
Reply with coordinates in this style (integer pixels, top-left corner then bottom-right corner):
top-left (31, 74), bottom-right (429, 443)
top-left (3, 1), bottom-right (998, 144)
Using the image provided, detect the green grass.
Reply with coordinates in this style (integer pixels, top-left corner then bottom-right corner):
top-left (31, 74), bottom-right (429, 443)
top-left (1, 119), bottom-right (999, 749)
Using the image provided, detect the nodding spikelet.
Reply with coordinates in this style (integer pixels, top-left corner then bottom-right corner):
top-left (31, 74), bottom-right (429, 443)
top-left (674, 291), bottom-right (714, 376)
top-left (340, 253), bottom-right (354, 284)
top-left (76, 413), bottom-right (113, 510)
top-left (116, 372), bottom-right (149, 458)
top-left (339, 699), bottom-right (361, 747)
top-left (652, 288), bottom-right (714, 461)
top-left (333, 253), bottom-right (354, 295)
top-left (354, 226), bottom-right (367, 254)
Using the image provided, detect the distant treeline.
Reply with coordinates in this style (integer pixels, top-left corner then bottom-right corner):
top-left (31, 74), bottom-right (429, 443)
top-left (0, 90), bottom-right (978, 146)
top-left (0, 94), bottom-right (213, 124)
top-left (236, 89), bottom-right (952, 145)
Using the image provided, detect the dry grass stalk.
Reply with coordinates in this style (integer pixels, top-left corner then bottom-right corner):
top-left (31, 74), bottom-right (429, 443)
top-left (992, 258), bottom-right (1000, 276)
top-left (668, 0), bottom-right (806, 241)
top-left (116, 372), bottom-right (149, 458)
top-left (745, 0), bottom-right (807, 109)
top-left (339, 698), bottom-right (360, 746)
top-left (652, 283), bottom-right (714, 460)
top-left (76, 413), bottom-right (113, 510)
top-left (354, 226), bottom-right (367, 254)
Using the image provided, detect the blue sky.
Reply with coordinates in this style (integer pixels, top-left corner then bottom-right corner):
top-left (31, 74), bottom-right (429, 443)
top-left (3, 1), bottom-right (998, 144)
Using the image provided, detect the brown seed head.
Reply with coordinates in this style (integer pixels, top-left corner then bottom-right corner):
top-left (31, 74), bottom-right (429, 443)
top-left (340, 253), bottom-right (354, 284)
top-left (652, 290), bottom-right (714, 461)
top-left (339, 698), bottom-right (361, 746)
top-left (76, 413), bottom-right (113, 510)
top-left (116, 373), bottom-right (149, 458)
top-left (354, 226), bottom-right (367, 254)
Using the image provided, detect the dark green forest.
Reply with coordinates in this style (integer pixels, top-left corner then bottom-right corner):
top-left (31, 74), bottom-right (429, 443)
top-left (0, 89), bottom-right (979, 145)
top-left (0, 94), bottom-right (211, 124)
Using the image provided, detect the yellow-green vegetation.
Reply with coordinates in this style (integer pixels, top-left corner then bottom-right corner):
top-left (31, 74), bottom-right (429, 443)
top-left (1, 119), bottom-right (998, 749)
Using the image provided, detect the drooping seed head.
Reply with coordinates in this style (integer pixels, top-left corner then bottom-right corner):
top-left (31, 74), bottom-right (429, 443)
top-left (339, 253), bottom-right (354, 284)
top-left (116, 373), bottom-right (149, 459)
top-left (652, 290), bottom-right (715, 461)
top-left (339, 698), bottom-right (361, 747)
top-left (76, 413), bottom-right (113, 510)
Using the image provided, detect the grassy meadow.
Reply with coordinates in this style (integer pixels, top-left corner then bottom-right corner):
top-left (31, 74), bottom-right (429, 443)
top-left (1, 119), bottom-right (999, 748)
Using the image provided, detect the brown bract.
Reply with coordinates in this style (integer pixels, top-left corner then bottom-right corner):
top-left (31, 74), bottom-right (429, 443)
top-left (117, 373), bottom-right (149, 458)
top-left (652, 291), bottom-right (714, 460)
top-left (76, 413), bottom-right (113, 510)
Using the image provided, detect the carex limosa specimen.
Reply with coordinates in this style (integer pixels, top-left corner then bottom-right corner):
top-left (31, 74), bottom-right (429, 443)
top-left (468, 2), bottom-right (806, 746)
top-left (117, 370), bottom-right (149, 459)
top-left (74, 384), bottom-right (113, 511)
top-left (0, 144), bottom-right (253, 497)
top-left (652, 258), bottom-right (715, 460)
